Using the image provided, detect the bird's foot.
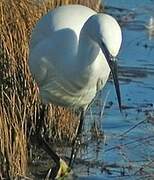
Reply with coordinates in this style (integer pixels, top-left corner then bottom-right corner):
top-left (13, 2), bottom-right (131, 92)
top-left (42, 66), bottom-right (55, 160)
top-left (46, 159), bottom-right (72, 180)
top-left (55, 159), bottom-right (71, 179)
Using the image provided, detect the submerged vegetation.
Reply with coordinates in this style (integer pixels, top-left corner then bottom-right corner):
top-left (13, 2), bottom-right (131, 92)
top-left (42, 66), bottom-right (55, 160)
top-left (0, 0), bottom-right (103, 178)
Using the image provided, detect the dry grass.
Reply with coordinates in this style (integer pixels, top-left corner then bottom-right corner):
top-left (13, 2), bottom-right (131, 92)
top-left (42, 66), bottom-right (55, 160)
top-left (0, 0), bottom-right (103, 178)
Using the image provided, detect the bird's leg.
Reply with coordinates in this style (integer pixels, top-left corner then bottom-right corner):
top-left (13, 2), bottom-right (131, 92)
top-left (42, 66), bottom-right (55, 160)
top-left (33, 104), bottom-right (60, 179)
top-left (37, 134), bottom-right (60, 179)
top-left (69, 109), bottom-right (85, 168)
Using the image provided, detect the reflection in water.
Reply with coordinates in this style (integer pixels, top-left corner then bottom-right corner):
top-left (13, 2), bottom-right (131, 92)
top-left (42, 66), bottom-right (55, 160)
top-left (146, 16), bottom-right (154, 40)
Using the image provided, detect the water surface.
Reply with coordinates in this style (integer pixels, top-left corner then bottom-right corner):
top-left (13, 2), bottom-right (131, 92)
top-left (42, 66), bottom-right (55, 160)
top-left (75, 0), bottom-right (154, 179)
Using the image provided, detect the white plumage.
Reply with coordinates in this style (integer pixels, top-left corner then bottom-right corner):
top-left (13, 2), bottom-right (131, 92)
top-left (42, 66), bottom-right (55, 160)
top-left (29, 4), bottom-right (122, 178)
top-left (29, 4), bottom-right (122, 110)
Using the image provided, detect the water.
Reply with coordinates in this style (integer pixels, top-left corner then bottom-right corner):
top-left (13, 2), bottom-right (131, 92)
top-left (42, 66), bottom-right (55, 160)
top-left (75, 0), bottom-right (154, 179)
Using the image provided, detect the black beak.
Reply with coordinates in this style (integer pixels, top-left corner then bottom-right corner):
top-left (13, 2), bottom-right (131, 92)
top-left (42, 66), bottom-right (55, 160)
top-left (100, 42), bottom-right (122, 112)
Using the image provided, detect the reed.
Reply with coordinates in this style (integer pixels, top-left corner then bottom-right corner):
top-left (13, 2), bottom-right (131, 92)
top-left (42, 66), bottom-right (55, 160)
top-left (0, 0), bottom-right (103, 178)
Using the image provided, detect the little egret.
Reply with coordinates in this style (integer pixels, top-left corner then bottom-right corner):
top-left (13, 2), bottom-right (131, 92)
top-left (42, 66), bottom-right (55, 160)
top-left (29, 4), bottom-right (122, 179)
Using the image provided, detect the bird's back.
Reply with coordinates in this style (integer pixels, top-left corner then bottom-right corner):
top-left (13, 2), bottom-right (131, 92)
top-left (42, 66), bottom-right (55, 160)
top-left (30, 5), bottom-right (96, 50)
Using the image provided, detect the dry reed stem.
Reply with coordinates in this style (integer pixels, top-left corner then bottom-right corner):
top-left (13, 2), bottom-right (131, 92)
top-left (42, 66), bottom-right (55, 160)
top-left (0, 0), bottom-right (103, 178)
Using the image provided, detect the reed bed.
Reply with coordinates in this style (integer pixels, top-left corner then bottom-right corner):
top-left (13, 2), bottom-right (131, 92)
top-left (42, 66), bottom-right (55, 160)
top-left (0, 0), bottom-right (103, 178)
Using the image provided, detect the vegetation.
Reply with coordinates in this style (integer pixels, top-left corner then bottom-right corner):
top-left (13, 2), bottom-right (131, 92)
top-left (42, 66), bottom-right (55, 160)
top-left (0, 0), bottom-right (103, 178)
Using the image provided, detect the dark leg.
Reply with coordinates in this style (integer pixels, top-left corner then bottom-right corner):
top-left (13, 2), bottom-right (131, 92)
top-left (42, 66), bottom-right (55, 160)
top-left (32, 104), bottom-right (60, 179)
top-left (69, 109), bottom-right (85, 168)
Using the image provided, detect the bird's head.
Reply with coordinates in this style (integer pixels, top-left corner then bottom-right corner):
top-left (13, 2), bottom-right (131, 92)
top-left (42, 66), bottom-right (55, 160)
top-left (84, 13), bottom-right (122, 111)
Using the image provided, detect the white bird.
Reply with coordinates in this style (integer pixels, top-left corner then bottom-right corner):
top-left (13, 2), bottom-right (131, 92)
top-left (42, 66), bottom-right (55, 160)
top-left (29, 4), bottom-right (122, 179)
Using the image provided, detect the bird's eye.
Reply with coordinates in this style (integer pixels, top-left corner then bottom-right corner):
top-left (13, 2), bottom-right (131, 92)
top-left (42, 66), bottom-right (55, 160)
top-left (111, 56), bottom-right (116, 62)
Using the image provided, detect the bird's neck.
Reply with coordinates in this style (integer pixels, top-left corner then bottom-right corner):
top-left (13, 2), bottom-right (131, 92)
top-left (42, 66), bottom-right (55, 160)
top-left (77, 31), bottom-right (100, 69)
top-left (65, 32), bottom-right (100, 91)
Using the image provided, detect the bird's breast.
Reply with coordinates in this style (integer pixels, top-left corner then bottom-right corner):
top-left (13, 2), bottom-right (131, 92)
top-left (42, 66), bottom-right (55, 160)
top-left (39, 51), bottom-right (110, 108)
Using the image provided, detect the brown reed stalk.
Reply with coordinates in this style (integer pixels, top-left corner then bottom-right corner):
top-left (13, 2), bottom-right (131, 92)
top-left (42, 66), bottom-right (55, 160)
top-left (0, 0), bottom-right (103, 178)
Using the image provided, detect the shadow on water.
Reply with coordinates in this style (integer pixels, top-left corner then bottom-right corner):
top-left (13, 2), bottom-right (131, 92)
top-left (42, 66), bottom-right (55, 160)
top-left (30, 1), bottom-right (154, 179)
